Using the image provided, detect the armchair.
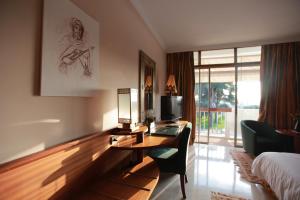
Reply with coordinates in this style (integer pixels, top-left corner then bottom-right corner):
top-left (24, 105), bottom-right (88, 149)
top-left (240, 120), bottom-right (284, 156)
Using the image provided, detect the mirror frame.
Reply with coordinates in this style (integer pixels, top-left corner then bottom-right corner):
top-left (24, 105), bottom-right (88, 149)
top-left (139, 50), bottom-right (156, 123)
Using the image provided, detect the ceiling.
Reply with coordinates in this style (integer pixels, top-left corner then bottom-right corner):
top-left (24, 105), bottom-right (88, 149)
top-left (130, 0), bottom-right (300, 52)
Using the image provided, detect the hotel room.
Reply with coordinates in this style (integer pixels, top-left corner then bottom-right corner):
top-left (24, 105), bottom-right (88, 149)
top-left (0, 0), bottom-right (300, 199)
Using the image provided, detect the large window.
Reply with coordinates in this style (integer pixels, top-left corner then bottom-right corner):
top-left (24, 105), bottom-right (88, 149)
top-left (194, 46), bottom-right (261, 146)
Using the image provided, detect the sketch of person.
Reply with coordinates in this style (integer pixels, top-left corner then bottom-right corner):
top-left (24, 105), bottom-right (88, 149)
top-left (59, 17), bottom-right (94, 77)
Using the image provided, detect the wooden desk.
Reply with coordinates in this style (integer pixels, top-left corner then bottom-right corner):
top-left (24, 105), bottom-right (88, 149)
top-left (276, 129), bottom-right (300, 153)
top-left (111, 121), bottom-right (188, 162)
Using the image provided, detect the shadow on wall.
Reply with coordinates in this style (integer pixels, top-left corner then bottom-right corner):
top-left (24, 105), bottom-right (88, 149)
top-left (0, 119), bottom-right (61, 164)
top-left (0, 89), bottom-right (118, 165)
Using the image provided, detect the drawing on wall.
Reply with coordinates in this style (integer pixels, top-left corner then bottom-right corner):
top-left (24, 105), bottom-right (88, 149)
top-left (59, 17), bottom-right (94, 77)
top-left (41, 0), bottom-right (100, 96)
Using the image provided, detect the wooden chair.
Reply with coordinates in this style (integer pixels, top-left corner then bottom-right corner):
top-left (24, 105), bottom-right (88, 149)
top-left (148, 123), bottom-right (192, 198)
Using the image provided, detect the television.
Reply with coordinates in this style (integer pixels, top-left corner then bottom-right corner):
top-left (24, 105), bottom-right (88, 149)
top-left (161, 96), bottom-right (183, 121)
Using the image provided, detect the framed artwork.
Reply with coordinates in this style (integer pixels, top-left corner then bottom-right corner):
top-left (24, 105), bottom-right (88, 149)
top-left (41, 0), bottom-right (100, 96)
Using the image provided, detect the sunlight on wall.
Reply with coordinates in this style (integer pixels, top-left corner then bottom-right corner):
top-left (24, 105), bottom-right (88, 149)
top-left (102, 108), bottom-right (118, 131)
top-left (10, 119), bottom-right (61, 126)
top-left (3, 143), bottom-right (46, 163)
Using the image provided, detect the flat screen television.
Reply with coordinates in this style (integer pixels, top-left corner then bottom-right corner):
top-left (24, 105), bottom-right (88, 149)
top-left (161, 96), bottom-right (183, 121)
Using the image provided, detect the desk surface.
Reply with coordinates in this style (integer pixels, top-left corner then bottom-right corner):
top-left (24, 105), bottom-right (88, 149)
top-left (111, 120), bottom-right (188, 150)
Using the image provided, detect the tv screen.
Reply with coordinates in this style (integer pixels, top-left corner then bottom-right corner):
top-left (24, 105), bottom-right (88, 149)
top-left (161, 96), bottom-right (183, 121)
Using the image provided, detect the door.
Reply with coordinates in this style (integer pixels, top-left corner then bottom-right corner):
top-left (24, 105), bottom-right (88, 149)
top-left (195, 68), bottom-right (209, 143)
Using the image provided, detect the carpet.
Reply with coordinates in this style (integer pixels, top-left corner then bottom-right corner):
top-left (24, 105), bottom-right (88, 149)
top-left (210, 191), bottom-right (248, 200)
top-left (230, 151), bottom-right (274, 193)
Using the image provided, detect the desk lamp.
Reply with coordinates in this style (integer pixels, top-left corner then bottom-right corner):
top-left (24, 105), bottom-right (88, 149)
top-left (165, 74), bottom-right (177, 96)
top-left (117, 88), bottom-right (138, 130)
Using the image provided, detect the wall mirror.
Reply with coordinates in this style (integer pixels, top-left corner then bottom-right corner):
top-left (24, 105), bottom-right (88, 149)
top-left (139, 51), bottom-right (156, 122)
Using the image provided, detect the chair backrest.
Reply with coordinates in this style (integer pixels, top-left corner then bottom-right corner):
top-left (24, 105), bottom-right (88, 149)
top-left (243, 120), bottom-right (276, 138)
top-left (176, 123), bottom-right (192, 174)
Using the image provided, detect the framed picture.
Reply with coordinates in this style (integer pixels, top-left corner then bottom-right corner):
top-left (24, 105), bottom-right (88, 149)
top-left (41, 0), bottom-right (100, 96)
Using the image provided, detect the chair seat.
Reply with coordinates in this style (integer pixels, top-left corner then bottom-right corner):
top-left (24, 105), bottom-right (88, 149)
top-left (256, 136), bottom-right (278, 144)
top-left (256, 136), bottom-right (281, 154)
top-left (148, 148), bottom-right (178, 159)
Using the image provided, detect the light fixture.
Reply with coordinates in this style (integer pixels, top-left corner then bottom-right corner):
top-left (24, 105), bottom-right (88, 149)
top-left (165, 74), bottom-right (177, 96)
top-left (144, 75), bottom-right (152, 93)
top-left (117, 88), bottom-right (138, 129)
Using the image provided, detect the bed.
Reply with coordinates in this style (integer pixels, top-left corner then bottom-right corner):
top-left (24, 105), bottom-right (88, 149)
top-left (252, 152), bottom-right (300, 200)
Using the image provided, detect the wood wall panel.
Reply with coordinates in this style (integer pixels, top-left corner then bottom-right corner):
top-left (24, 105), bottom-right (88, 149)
top-left (0, 132), bottom-right (132, 200)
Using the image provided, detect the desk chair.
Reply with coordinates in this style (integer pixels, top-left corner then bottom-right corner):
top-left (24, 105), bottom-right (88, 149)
top-left (148, 123), bottom-right (192, 199)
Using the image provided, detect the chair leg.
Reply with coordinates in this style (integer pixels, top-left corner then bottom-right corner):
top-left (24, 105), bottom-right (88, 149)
top-left (185, 174), bottom-right (188, 183)
top-left (180, 174), bottom-right (186, 199)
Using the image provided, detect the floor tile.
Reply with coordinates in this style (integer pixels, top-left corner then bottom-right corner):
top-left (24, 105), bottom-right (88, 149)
top-left (151, 144), bottom-right (275, 200)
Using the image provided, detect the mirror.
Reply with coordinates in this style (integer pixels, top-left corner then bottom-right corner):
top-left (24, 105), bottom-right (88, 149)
top-left (139, 51), bottom-right (156, 122)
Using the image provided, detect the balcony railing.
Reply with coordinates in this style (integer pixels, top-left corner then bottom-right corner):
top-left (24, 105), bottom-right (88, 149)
top-left (195, 107), bottom-right (259, 142)
top-left (196, 108), bottom-right (232, 137)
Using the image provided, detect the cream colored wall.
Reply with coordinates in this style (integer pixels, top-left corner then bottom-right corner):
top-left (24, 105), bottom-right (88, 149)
top-left (0, 0), bottom-right (166, 164)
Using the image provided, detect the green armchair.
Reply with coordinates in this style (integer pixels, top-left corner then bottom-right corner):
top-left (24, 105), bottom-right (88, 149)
top-left (148, 123), bottom-right (192, 199)
top-left (240, 120), bottom-right (285, 156)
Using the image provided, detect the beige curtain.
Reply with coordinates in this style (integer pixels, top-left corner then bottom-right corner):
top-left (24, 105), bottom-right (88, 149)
top-left (167, 52), bottom-right (196, 143)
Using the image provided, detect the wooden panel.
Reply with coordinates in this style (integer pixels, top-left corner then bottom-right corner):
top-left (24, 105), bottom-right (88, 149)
top-left (0, 131), bottom-right (131, 200)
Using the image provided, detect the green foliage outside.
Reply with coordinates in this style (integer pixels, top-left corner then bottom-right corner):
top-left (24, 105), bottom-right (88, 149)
top-left (195, 82), bottom-right (235, 108)
top-left (196, 112), bottom-right (226, 130)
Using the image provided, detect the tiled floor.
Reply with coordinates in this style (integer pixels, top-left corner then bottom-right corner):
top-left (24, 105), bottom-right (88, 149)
top-left (150, 144), bottom-right (275, 200)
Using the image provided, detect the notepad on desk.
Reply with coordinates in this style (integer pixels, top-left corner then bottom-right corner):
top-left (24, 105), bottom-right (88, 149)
top-left (151, 126), bottom-right (179, 137)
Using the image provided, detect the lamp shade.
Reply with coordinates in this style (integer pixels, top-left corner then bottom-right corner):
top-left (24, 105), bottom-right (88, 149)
top-left (145, 75), bottom-right (152, 92)
top-left (165, 74), bottom-right (177, 95)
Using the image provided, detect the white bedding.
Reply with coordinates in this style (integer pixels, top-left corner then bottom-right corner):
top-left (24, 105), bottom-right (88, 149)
top-left (252, 152), bottom-right (300, 200)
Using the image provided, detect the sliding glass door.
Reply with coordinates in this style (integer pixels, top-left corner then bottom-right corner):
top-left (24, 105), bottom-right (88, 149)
top-left (194, 46), bottom-right (261, 147)
top-left (210, 67), bottom-right (236, 145)
top-left (195, 68), bottom-right (209, 143)
top-left (236, 66), bottom-right (260, 146)
top-left (195, 67), bottom-right (236, 145)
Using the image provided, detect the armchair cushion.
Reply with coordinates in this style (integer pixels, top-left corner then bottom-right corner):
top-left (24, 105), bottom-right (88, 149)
top-left (256, 136), bottom-right (281, 153)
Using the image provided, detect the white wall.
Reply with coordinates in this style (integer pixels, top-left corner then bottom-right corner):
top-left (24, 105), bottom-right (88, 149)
top-left (0, 0), bottom-right (166, 164)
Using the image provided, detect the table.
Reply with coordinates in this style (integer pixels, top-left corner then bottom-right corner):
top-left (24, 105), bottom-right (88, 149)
top-left (276, 129), bottom-right (300, 153)
top-left (111, 120), bottom-right (189, 162)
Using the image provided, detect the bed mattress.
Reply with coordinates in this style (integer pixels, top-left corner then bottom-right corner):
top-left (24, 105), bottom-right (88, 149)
top-left (252, 152), bottom-right (300, 200)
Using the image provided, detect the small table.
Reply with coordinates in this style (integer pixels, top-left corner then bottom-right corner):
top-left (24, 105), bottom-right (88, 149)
top-left (276, 129), bottom-right (300, 153)
top-left (111, 121), bottom-right (189, 162)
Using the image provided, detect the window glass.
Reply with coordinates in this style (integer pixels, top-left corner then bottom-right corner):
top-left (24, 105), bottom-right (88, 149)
top-left (201, 49), bottom-right (234, 64)
top-left (237, 46), bottom-right (261, 63)
top-left (193, 51), bottom-right (199, 66)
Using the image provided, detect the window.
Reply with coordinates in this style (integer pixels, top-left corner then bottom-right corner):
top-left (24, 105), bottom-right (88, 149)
top-left (237, 46), bottom-right (261, 63)
top-left (201, 49), bottom-right (234, 65)
top-left (193, 51), bottom-right (199, 66)
top-left (193, 46), bottom-right (261, 66)
top-left (193, 46), bottom-right (261, 147)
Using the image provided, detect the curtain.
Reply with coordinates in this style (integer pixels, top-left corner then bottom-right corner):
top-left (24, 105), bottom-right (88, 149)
top-left (167, 52), bottom-right (196, 143)
top-left (258, 42), bottom-right (300, 129)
